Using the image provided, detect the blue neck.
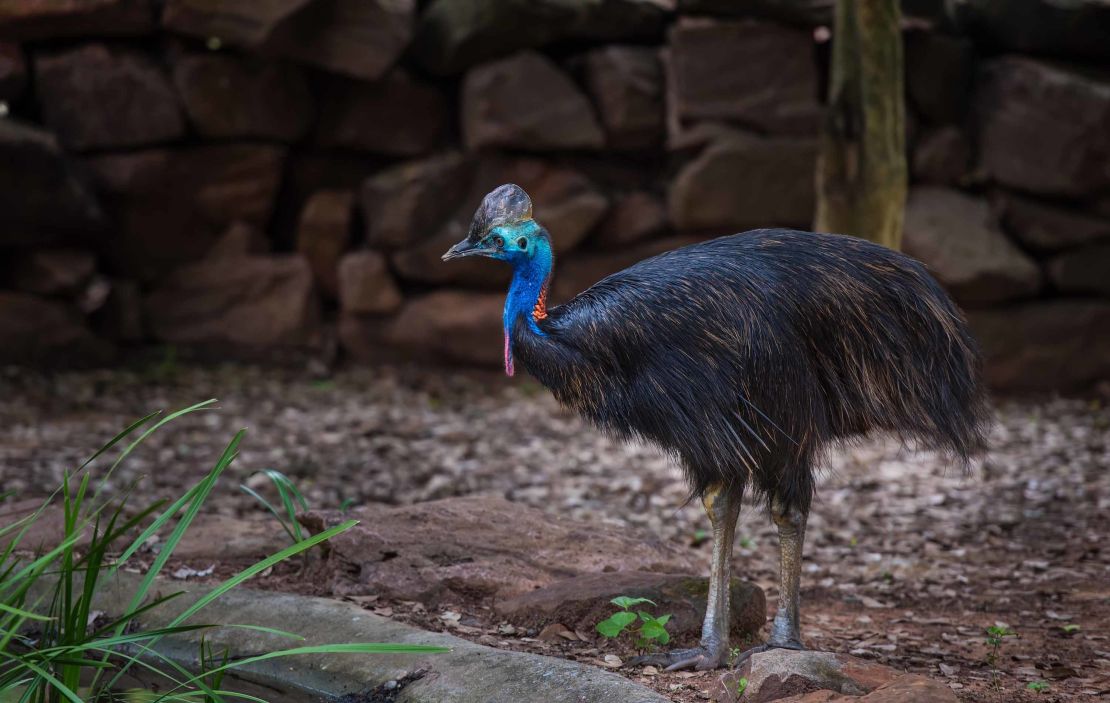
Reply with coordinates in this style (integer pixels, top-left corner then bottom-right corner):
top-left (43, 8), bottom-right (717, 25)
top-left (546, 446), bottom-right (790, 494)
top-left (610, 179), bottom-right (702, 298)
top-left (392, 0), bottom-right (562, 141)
top-left (503, 243), bottom-right (553, 339)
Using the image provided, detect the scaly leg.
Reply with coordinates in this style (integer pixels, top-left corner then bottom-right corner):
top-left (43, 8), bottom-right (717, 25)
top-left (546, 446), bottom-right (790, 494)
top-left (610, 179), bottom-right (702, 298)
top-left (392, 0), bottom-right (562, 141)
top-left (631, 483), bottom-right (741, 671)
top-left (736, 497), bottom-right (807, 663)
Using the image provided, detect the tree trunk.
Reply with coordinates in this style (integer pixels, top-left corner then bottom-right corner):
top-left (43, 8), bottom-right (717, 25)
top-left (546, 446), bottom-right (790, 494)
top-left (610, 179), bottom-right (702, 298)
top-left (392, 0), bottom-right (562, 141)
top-left (814, 0), bottom-right (907, 249)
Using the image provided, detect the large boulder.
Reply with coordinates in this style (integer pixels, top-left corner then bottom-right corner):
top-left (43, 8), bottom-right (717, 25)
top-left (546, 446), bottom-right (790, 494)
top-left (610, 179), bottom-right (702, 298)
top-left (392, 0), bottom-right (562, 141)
top-left (584, 46), bottom-right (664, 150)
top-left (299, 496), bottom-right (698, 603)
top-left (903, 31), bottom-right (974, 125)
top-left (263, 0), bottom-right (415, 81)
top-left (668, 131), bottom-right (817, 231)
top-left (413, 0), bottom-right (673, 75)
top-left (6, 248), bottom-right (96, 297)
top-left (948, 0), bottom-right (1110, 62)
top-left (0, 292), bottom-right (108, 364)
top-left (714, 650), bottom-right (959, 703)
top-left (974, 57), bottom-right (1110, 197)
top-left (676, 0), bottom-right (833, 26)
top-left (911, 126), bottom-right (970, 186)
top-left (993, 192), bottom-right (1110, 252)
top-left (337, 251), bottom-right (403, 315)
top-left (295, 189), bottom-right (353, 298)
top-left (171, 53), bottom-right (313, 141)
top-left (668, 18), bottom-right (820, 135)
top-left (0, 42), bottom-right (25, 100)
top-left (162, 0), bottom-right (311, 47)
top-left (143, 255), bottom-right (320, 347)
top-left (496, 572), bottom-right (765, 645)
top-left (164, 0), bottom-right (413, 80)
top-left (34, 43), bottom-right (184, 151)
top-left (315, 71), bottom-right (447, 156)
top-left (591, 190), bottom-right (668, 249)
top-left (0, 119), bottom-right (103, 245)
top-left (360, 152), bottom-right (475, 250)
top-left (0, 0), bottom-right (154, 40)
top-left (902, 187), bottom-right (1041, 305)
top-left (462, 51), bottom-right (605, 151)
top-left (85, 144), bottom-right (286, 281)
top-left (1048, 243), bottom-right (1110, 296)
top-left (376, 290), bottom-right (505, 366)
top-left (205, 221), bottom-right (269, 259)
top-left (969, 301), bottom-right (1110, 392)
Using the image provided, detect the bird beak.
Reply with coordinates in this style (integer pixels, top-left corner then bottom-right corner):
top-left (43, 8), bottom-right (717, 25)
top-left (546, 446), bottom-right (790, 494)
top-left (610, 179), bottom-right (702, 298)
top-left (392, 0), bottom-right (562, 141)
top-left (441, 238), bottom-right (489, 261)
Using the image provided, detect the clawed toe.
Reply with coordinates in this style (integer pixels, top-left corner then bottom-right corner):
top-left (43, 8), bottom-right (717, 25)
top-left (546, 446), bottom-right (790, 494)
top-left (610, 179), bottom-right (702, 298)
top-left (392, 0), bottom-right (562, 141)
top-left (628, 646), bottom-right (727, 671)
top-left (734, 640), bottom-right (805, 666)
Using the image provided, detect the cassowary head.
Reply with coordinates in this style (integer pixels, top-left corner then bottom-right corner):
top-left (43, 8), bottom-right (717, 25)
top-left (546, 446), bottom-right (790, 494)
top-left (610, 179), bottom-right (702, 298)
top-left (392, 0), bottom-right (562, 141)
top-left (441, 184), bottom-right (551, 268)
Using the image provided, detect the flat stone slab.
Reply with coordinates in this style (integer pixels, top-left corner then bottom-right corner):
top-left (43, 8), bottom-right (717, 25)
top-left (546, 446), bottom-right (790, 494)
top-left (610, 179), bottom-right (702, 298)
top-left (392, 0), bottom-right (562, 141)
top-left (714, 649), bottom-right (959, 703)
top-left (495, 571), bottom-right (765, 644)
top-left (299, 496), bottom-right (699, 604)
top-left (90, 572), bottom-right (670, 703)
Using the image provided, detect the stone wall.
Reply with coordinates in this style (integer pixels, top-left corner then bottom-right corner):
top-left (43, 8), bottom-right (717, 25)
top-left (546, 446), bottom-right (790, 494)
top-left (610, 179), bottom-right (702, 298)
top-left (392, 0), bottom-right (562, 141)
top-left (0, 0), bottom-right (1108, 393)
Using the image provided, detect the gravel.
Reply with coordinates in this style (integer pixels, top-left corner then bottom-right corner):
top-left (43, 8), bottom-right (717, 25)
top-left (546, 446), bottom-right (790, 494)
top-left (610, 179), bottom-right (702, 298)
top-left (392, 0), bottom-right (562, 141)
top-left (1, 362), bottom-right (1108, 700)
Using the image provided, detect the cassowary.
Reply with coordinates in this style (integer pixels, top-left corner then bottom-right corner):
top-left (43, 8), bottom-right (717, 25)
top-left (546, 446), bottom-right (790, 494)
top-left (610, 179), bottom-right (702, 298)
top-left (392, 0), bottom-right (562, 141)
top-left (442, 184), bottom-right (988, 671)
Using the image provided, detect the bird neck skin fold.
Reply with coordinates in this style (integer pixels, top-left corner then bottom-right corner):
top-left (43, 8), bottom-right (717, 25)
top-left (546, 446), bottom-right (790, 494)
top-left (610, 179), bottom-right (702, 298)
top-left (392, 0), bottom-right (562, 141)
top-left (502, 240), bottom-right (554, 376)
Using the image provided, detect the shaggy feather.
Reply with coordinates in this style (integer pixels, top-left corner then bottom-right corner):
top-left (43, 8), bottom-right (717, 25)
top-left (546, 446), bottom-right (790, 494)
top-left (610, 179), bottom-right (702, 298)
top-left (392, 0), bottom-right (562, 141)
top-left (511, 228), bottom-right (990, 513)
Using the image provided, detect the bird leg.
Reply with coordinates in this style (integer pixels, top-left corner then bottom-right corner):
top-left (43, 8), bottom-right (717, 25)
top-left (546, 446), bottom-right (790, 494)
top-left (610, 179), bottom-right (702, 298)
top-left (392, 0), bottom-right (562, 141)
top-left (630, 483), bottom-right (741, 672)
top-left (735, 497), bottom-right (807, 663)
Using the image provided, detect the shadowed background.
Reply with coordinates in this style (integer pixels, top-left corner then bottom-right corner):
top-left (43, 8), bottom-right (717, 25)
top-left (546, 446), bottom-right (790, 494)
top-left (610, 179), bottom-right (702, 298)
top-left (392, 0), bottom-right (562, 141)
top-left (0, 0), bottom-right (1108, 393)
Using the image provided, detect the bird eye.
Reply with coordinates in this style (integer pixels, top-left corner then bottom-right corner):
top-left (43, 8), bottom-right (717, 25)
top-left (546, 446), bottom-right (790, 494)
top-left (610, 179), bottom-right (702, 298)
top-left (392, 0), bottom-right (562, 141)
top-left (491, 235), bottom-right (504, 248)
top-left (517, 237), bottom-right (527, 249)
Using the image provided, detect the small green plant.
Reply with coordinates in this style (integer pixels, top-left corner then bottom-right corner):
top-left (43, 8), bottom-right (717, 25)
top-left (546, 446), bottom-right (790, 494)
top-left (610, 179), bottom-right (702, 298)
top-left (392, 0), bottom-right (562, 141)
top-left (691, 529), bottom-right (709, 547)
top-left (729, 646), bottom-right (741, 665)
top-left (735, 676), bottom-right (749, 696)
top-left (1026, 680), bottom-right (1049, 693)
top-left (596, 597), bottom-right (672, 649)
top-left (984, 625), bottom-right (1017, 690)
top-left (339, 497), bottom-right (357, 515)
top-left (240, 469), bottom-right (310, 544)
top-left (985, 625), bottom-right (1017, 669)
top-left (1061, 624), bottom-right (1080, 634)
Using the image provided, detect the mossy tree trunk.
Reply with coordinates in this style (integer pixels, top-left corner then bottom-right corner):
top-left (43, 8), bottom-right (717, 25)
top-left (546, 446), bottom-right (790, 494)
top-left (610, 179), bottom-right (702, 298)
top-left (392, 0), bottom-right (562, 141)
top-left (814, 0), bottom-right (907, 249)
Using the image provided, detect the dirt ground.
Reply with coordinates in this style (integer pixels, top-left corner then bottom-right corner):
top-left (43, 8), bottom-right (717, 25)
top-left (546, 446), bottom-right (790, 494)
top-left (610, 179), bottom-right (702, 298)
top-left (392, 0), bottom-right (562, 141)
top-left (1, 362), bottom-right (1107, 702)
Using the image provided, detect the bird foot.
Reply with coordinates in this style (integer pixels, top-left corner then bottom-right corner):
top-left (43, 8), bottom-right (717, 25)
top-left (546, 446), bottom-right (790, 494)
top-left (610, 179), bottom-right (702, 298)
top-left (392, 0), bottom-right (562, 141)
top-left (629, 645), bottom-right (729, 672)
top-left (733, 639), bottom-right (805, 666)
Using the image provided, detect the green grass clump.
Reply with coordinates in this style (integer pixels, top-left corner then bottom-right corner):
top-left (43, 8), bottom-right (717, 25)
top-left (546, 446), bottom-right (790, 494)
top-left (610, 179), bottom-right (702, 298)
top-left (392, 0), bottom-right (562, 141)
top-left (0, 400), bottom-right (446, 703)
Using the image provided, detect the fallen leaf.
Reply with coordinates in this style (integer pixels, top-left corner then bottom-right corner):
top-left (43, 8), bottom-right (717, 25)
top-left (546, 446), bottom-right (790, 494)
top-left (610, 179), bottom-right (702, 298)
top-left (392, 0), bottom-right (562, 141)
top-left (439, 610), bottom-right (461, 627)
top-left (538, 623), bottom-right (574, 642)
top-left (602, 654), bottom-right (623, 668)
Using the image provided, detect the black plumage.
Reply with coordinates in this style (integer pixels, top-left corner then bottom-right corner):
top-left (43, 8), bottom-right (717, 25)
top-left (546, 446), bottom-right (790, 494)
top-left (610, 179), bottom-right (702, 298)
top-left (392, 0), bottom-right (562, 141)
top-left (513, 229), bottom-right (988, 514)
